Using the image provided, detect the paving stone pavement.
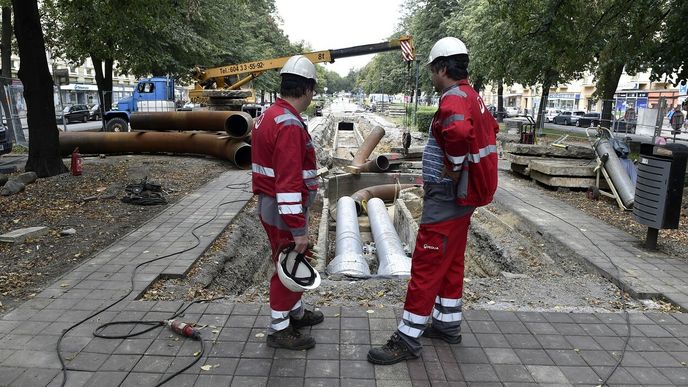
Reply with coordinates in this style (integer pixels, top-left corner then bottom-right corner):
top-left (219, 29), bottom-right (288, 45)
top-left (2, 169), bottom-right (688, 386)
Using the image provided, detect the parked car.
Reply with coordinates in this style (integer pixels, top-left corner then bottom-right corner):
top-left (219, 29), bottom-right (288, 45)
top-left (0, 123), bottom-right (12, 155)
top-left (612, 119), bottom-right (636, 134)
top-left (88, 104), bottom-right (102, 121)
top-left (553, 110), bottom-right (585, 125)
top-left (544, 108), bottom-right (562, 123)
top-left (57, 104), bottom-right (90, 123)
top-left (575, 112), bottom-right (602, 127)
top-left (505, 106), bottom-right (519, 117)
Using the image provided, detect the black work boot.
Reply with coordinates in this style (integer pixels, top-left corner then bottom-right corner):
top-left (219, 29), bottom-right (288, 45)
top-left (367, 333), bottom-right (418, 365)
top-left (290, 309), bottom-right (324, 329)
top-left (266, 325), bottom-right (316, 350)
top-left (422, 325), bottom-right (462, 344)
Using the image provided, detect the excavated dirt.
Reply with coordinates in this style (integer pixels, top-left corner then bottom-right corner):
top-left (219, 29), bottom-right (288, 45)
top-left (0, 154), bottom-right (230, 314)
top-left (2, 103), bottom-right (681, 318)
top-left (142, 109), bottom-right (678, 314)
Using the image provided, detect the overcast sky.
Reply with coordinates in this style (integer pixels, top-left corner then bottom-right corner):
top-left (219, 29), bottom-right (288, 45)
top-left (274, 0), bottom-right (405, 77)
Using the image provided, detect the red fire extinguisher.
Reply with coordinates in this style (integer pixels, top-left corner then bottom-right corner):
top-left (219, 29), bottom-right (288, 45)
top-left (71, 147), bottom-right (83, 176)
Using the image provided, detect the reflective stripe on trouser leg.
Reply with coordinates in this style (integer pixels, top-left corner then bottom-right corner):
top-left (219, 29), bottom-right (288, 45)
top-left (269, 299), bottom-right (304, 333)
top-left (396, 310), bottom-right (429, 355)
top-left (400, 212), bottom-right (473, 349)
top-left (433, 212), bottom-right (471, 337)
top-left (432, 296), bottom-right (463, 337)
top-left (259, 198), bottom-right (303, 322)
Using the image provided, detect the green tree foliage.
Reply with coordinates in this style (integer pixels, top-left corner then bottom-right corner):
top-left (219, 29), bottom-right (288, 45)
top-left (356, 49), bottom-right (414, 95)
top-left (647, 0), bottom-right (688, 85)
top-left (400, 0), bottom-right (461, 95)
top-left (41, 0), bottom-right (301, 102)
top-left (586, 0), bottom-right (671, 125)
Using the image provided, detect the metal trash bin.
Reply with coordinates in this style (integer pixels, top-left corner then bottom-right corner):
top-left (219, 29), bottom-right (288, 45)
top-left (633, 143), bottom-right (688, 249)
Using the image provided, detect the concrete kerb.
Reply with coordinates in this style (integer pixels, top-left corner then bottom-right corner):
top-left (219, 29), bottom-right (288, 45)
top-left (493, 175), bottom-right (685, 309)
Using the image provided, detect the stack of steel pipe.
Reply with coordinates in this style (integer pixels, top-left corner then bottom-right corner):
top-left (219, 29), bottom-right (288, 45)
top-left (130, 111), bottom-right (253, 139)
top-left (367, 198), bottom-right (411, 276)
top-left (59, 132), bottom-right (251, 169)
top-left (327, 196), bottom-right (370, 276)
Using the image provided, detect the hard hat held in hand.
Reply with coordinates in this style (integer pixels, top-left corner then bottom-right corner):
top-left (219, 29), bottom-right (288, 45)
top-left (277, 243), bottom-right (321, 292)
top-left (280, 55), bottom-right (316, 80)
top-left (427, 37), bottom-right (468, 65)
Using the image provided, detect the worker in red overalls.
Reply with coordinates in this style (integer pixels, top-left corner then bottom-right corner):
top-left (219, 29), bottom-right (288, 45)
top-left (368, 37), bottom-right (499, 364)
top-left (251, 55), bottom-right (323, 350)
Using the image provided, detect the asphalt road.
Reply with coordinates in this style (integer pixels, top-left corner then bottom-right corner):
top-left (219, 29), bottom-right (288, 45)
top-left (20, 120), bottom-right (103, 142)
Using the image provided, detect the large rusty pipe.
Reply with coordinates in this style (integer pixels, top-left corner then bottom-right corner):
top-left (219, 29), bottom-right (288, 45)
top-left (357, 155), bottom-right (390, 173)
top-left (350, 183), bottom-right (418, 215)
top-left (352, 126), bottom-right (385, 166)
top-left (59, 132), bottom-right (251, 169)
top-left (130, 111), bottom-right (253, 139)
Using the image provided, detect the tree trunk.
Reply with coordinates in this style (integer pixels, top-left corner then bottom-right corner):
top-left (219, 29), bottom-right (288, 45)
top-left (471, 75), bottom-right (484, 94)
top-left (536, 69), bottom-right (557, 130)
top-left (12, 0), bottom-right (67, 177)
top-left (92, 56), bottom-right (114, 118)
top-left (1, 7), bottom-right (11, 78)
top-left (599, 63), bottom-right (624, 129)
top-left (496, 80), bottom-right (504, 123)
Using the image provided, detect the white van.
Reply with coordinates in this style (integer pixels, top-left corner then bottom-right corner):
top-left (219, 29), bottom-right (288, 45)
top-left (544, 108), bottom-right (561, 123)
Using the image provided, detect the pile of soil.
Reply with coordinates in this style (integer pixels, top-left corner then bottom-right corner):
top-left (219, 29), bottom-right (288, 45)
top-left (0, 155), bottom-right (230, 313)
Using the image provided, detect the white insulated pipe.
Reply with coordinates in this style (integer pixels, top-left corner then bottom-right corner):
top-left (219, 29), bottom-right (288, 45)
top-left (594, 138), bottom-right (635, 208)
top-left (367, 198), bottom-right (411, 276)
top-left (327, 196), bottom-right (371, 276)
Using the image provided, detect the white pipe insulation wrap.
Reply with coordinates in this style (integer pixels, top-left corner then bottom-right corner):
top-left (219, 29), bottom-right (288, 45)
top-left (366, 198), bottom-right (411, 276)
top-left (594, 138), bottom-right (635, 208)
top-left (327, 196), bottom-right (371, 276)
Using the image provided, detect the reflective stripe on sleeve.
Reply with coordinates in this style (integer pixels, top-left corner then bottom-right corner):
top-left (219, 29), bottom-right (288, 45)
top-left (277, 192), bottom-right (301, 203)
top-left (443, 87), bottom-right (467, 98)
top-left (302, 169), bottom-right (317, 178)
top-left (446, 144), bottom-right (498, 167)
top-left (275, 112), bottom-right (304, 128)
top-left (252, 163), bottom-right (275, 177)
top-left (278, 204), bottom-right (303, 215)
top-left (441, 114), bottom-right (465, 128)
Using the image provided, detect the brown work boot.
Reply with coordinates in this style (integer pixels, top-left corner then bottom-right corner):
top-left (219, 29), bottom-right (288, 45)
top-left (422, 325), bottom-right (462, 344)
top-left (367, 333), bottom-right (418, 365)
top-left (290, 309), bottom-right (324, 329)
top-left (266, 325), bottom-right (316, 350)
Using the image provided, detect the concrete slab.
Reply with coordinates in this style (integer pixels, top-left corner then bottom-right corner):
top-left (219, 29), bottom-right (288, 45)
top-left (0, 226), bottom-right (48, 243)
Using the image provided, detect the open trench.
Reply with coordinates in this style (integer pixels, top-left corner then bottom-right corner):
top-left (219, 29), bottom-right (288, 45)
top-left (143, 100), bottom-right (656, 312)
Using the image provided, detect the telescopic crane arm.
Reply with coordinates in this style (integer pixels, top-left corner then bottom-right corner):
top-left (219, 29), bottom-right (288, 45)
top-left (193, 36), bottom-right (415, 91)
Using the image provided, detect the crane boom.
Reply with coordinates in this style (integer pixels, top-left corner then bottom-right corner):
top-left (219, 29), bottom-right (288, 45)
top-left (193, 36), bottom-right (414, 92)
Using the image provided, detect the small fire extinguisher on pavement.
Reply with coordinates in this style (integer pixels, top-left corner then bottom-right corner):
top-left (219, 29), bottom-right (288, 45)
top-left (71, 147), bottom-right (83, 176)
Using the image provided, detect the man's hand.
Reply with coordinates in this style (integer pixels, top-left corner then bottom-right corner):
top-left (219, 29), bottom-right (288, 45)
top-left (441, 165), bottom-right (461, 183)
top-left (293, 235), bottom-right (309, 254)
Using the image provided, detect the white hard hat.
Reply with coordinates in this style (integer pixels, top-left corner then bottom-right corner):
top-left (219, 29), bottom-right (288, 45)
top-left (427, 37), bottom-right (468, 65)
top-left (277, 244), bottom-right (321, 292)
top-left (280, 55), bottom-right (317, 81)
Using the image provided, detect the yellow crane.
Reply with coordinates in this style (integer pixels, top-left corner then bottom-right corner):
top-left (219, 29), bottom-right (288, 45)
top-left (189, 36), bottom-right (415, 109)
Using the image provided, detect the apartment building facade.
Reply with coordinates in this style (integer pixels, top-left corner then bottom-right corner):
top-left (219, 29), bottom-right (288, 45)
top-left (481, 70), bottom-right (686, 118)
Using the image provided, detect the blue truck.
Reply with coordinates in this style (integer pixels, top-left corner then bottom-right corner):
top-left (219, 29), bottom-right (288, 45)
top-left (103, 76), bottom-right (177, 132)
